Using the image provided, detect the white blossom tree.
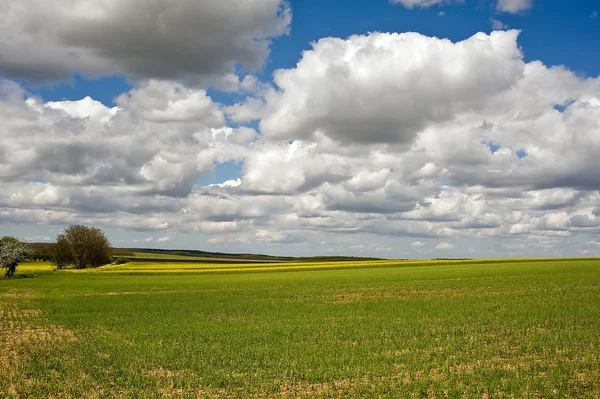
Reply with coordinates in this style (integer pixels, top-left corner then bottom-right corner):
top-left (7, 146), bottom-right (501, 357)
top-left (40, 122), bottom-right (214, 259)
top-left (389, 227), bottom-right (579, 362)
top-left (0, 237), bottom-right (33, 277)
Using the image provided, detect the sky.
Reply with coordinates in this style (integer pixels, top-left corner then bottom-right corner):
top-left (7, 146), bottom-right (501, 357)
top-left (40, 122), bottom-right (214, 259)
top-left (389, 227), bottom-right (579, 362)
top-left (1, 0), bottom-right (600, 258)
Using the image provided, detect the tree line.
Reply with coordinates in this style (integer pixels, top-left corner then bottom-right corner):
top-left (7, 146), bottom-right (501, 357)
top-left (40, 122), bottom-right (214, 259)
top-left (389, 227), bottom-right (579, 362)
top-left (0, 225), bottom-right (111, 277)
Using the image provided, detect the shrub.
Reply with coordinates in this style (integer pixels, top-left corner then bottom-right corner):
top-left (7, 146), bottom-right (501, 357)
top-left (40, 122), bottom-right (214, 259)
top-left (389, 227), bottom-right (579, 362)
top-left (113, 257), bottom-right (129, 265)
top-left (49, 237), bottom-right (75, 270)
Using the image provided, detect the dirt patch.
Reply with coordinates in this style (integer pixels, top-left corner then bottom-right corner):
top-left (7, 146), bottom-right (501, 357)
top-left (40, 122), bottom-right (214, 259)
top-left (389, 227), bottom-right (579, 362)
top-left (331, 288), bottom-right (467, 304)
top-left (279, 378), bottom-right (359, 397)
top-left (0, 288), bottom-right (37, 300)
top-left (2, 308), bottom-right (42, 318)
top-left (156, 386), bottom-right (228, 398)
top-left (146, 368), bottom-right (193, 379)
top-left (331, 293), bottom-right (363, 304)
top-left (0, 290), bottom-right (78, 397)
top-left (16, 325), bottom-right (77, 345)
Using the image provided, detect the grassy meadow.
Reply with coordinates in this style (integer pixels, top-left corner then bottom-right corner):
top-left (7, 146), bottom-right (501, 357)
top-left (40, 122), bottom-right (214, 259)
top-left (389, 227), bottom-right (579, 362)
top-left (1, 258), bottom-right (599, 398)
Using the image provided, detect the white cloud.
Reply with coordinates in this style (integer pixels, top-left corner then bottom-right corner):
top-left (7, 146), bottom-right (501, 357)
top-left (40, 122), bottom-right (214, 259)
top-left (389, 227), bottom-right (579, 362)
top-left (0, 79), bottom-right (251, 198)
top-left (0, 0), bottom-right (291, 84)
top-left (115, 80), bottom-right (225, 124)
top-left (45, 97), bottom-right (119, 123)
top-left (157, 237), bottom-right (171, 243)
top-left (204, 179), bottom-right (243, 189)
top-left (389, 0), bottom-right (462, 9)
top-left (435, 242), bottom-right (454, 250)
top-left (497, 0), bottom-right (533, 13)
top-left (411, 241), bottom-right (426, 248)
top-left (1, 30), bottom-right (600, 258)
top-left (240, 141), bottom-right (352, 194)
top-left (260, 30), bottom-right (524, 144)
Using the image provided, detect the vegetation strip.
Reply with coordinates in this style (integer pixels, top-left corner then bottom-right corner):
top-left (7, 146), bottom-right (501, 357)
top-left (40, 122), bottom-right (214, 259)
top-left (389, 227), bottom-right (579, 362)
top-left (63, 256), bottom-right (600, 275)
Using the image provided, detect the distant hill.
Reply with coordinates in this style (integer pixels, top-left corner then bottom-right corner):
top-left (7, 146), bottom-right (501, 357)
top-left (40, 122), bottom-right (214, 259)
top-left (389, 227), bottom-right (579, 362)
top-left (115, 248), bottom-right (384, 263)
top-left (32, 243), bottom-right (384, 263)
top-left (30, 242), bottom-right (53, 250)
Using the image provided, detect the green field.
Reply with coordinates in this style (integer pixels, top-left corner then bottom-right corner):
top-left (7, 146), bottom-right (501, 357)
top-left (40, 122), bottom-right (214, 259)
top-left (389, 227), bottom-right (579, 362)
top-left (1, 259), bottom-right (599, 398)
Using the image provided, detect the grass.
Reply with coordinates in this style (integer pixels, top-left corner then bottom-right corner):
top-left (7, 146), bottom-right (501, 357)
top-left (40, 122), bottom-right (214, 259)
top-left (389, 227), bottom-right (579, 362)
top-left (1, 259), bottom-right (599, 398)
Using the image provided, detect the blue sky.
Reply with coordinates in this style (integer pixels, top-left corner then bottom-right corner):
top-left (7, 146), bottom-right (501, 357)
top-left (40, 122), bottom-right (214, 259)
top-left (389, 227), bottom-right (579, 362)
top-left (1, 0), bottom-right (600, 257)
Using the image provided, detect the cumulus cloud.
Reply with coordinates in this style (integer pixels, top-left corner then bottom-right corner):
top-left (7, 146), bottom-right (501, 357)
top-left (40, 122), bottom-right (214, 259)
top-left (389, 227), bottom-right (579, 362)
top-left (0, 0), bottom-right (291, 83)
top-left (2, 29), bottom-right (600, 258)
top-left (225, 30), bottom-right (600, 254)
top-left (115, 81), bottom-right (225, 124)
top-left (259, 30), bottom-right (524, 144)
top-left (497, 0), bottom-right (533, 13)
top-left (0, 79), bottom-right (251, 197)
top-left (435, 242), bottom-right (454, 250)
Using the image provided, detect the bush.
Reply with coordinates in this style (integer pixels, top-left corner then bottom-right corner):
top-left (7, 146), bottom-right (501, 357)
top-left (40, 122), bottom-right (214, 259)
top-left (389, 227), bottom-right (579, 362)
top-left (113, 257), bottom-right (129, 265)
top-left (49, 237), bottom-right (75, 270)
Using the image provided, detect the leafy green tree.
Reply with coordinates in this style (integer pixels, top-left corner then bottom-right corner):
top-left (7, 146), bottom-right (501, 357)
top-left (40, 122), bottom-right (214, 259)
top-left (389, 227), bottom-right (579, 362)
top-left (57, 225), bottom-right (111, 269)
top-left (49, 236), bottom-right (75, 270)
top-left (0, 237), bottom-right (33, 277)
top-left (38, 247), bottom-right (52, 262)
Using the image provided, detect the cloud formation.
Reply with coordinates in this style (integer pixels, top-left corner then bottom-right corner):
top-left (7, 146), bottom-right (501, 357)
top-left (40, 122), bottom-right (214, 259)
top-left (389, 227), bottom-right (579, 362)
top-left (259, 31), bottom-right (524, 144)
top-left (0, 0), bottom-right (291, 84)
top-left (1, 29), bottom-right (600, 258)
top-left (0, 79), bottom-right (251, 198)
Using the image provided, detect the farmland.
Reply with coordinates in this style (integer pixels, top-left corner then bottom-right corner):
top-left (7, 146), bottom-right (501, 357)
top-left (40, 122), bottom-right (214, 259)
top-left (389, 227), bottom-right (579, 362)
top-left (1, 258), bottom-right (599, 398)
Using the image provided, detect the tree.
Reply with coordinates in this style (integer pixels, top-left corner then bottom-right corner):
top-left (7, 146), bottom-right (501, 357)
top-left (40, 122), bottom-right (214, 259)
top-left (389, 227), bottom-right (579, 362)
top-left (49, 236), bottom-right (75, 270)
top-left (0, 237), bottom-right (33, 277)
top-left (28, 246), bottom-right (50, 262)
top-left (56, 225), bottom-right (111, 269)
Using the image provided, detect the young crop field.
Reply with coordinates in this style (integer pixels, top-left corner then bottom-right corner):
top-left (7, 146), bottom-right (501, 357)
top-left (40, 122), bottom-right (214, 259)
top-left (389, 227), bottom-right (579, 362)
top-left (1, 259), bottom-right (599, 398)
